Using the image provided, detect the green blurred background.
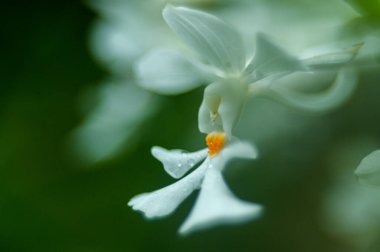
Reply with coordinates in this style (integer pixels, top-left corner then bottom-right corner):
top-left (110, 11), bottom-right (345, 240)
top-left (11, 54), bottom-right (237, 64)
top-left (1, 1), bottom-right (380, 251)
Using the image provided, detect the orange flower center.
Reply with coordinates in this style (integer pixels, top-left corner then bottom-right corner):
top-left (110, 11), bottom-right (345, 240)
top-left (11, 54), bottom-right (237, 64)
top-left (206, 132), bottom-right (226, 157)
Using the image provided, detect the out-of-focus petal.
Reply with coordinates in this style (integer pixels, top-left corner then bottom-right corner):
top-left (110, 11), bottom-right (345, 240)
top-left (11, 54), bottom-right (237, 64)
top-left (69, 82), bottom-right (156, 164)
top-left (128, 159), bottom-right (210, 219)
top-left (198, 80), bottom-right (247, 135)
top-left (90, 21), bottom-right (134, 75)
top-left (88, 1), bottom-right (173, 75)
top-left (179, 167), bottom-right (262, 235)
top-left (260, 67), bottom-right (357, 113)
top-left (355, 150), bottom-right (380, 186)
top-left (303, 43), bottom-right (363, 70)
top-left (135, 48), bottom-right (212, 95)
top-left (151, 146), bottom-right (208, 179)
top-left (163, 5), bottom-right (245, 74)
top-left (246, 33), bottom-right (307, 82)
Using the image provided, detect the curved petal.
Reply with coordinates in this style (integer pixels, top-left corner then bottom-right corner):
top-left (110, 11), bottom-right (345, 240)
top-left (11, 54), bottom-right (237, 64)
top-left (260, 67), bottom-right (357, 113)
top-left (198, 80), bottom-right (247, 135)
top-left (135, 48), bottom-right (210, 95)
top-left (128, 159), bottom-right (210, 219)
top-left (355, 150), bottom-right (380, 186)
top-left (205, 140), bottom-right (258, 173)
top-left (163, 5), bottom-right (245, 74)
top-left (151, 146), bottom-right (208, 178)
top-left (179, 167), bottom-right (262, 235)
top-left (216, 140), bottom-right (258, 169)
top-left (245, 33), bottom-right (307, 82)
top-left (198, 82), bottom-right (224, 134)
top-left (302, 43), bottom-right (363, 70)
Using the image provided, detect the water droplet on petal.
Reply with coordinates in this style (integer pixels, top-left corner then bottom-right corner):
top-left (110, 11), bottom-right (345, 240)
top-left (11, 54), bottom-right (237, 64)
top-left (188, 158), bottom-right (195, 167)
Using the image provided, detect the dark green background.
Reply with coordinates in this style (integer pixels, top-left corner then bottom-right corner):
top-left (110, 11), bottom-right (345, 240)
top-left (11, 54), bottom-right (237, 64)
top-left (1, 1), bottom-right (380, 251)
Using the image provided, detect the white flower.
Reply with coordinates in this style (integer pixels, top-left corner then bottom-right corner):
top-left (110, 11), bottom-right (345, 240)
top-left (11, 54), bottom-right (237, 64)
top-left (136, 5), bottom-right (361, 136)
top-left (128, 132), bottom-right (262, 235)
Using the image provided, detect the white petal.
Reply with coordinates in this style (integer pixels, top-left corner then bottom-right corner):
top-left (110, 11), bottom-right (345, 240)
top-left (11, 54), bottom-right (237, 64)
top-left (206, 140), bottom-right (258, 173)
top-left (135, 48), bottom-right (209, 95)
top-left (88, 1), bottom-right (174, 75)
top-left (151, 146), bottom-right (208, 178)
top-left (246, 33), bottom-right (307, 82)
top-left (128, 159), bottom-right (210, 219)
top-left (198, 80), bottom-right (247, 135)
top-left (302, 43), bottom-right (363, 70)
top-left (179, 167), bottom-right (262, 235)
top-left (355, 150), bottom-right (380, 186)
top-left (198, 82), bottom-right (224, 134)
top-left (261, 67), bottom-right (357, 113)
top-left (163, 5), bottom-right (245, 74)
top-left (217, 140), bottom-right (258, 167)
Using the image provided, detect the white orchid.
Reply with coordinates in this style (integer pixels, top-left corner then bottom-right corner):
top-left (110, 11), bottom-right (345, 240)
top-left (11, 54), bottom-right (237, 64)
top-left (129, 4), bottom-right (363, 235)
top-left (128, 132), bottom-right (262, 235)
top-left (136, 5), bottom-right (361, 136)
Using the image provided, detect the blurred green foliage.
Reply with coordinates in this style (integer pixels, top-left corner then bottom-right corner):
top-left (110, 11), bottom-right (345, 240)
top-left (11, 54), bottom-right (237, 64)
top-left (0, 1), bottom-right (380, 252)
top-left (346, 0), bottom-right (380, 19)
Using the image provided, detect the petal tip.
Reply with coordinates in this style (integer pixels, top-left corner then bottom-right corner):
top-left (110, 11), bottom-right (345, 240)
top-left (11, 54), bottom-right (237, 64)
top-left (151, 146), bottom-right (164, 158)
top-left (248, 144), bottom-right (259, 159)
top-left (162, 3), bottom-right (177, 19)
top-left (178, 203), bottom-right (264, 236)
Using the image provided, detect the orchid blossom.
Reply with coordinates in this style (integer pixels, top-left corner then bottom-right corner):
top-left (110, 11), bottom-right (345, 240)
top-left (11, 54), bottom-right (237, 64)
top-left (129, 132), bottom-right (262, 235)
top-left (129, 5), bottom-right (362, 235)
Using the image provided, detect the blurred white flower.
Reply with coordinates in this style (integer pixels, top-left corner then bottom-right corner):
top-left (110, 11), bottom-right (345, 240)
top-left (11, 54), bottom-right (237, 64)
top-left (69, 81), bottom-right (157, 164)
top-left (129, 132), bottom-right (262, 235)
top-left (221, 0), bottom-right (359, 50)
top-left (88, 0), bottom-right (176, 76)
top-left (137, 5), bottom-right (361, 136)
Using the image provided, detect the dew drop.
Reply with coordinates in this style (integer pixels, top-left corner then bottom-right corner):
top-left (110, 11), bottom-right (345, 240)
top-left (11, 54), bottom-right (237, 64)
top-left (188, 158), bottom-right (195, 167)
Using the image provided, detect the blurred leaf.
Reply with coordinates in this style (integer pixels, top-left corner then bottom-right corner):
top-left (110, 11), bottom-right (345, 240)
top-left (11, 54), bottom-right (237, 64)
top-left (355, 150), bottom-right (380, 186)
top-left (345, 0), bottom-right (380, 20)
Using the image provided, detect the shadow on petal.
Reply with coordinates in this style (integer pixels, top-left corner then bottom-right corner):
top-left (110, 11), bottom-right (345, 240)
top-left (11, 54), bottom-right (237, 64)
top-left (128, 159), bottom-right (209, 219)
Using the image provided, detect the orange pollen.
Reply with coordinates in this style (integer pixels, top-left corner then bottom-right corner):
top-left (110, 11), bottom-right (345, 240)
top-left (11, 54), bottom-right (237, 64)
top-left (206, 132), bottom-right (226, 157)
